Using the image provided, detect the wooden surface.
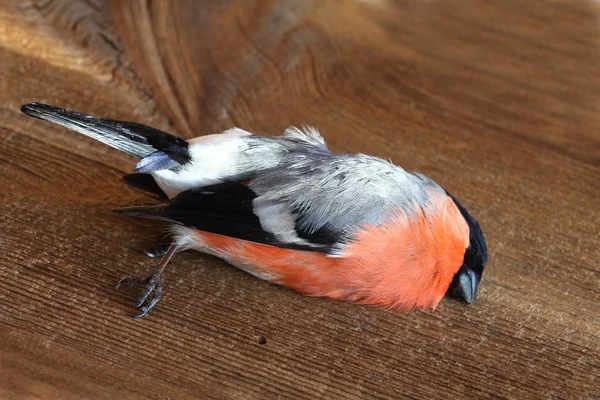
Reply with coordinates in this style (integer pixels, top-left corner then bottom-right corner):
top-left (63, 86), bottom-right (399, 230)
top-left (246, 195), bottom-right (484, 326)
top-left (1, 0), bottom-right (599, 399)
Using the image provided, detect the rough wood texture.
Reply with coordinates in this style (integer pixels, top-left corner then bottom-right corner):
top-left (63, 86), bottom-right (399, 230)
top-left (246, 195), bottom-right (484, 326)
top-left (1, 0), bottom-right (599, 399)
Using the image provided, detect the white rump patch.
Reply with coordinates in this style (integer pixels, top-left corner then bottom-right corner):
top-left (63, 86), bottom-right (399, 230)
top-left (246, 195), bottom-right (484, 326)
top-left (152, 130), bottom-right (249, 198)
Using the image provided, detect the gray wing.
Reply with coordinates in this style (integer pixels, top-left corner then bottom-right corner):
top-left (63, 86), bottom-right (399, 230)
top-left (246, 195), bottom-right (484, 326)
top-left (249, 153), bottom-right (441, 251)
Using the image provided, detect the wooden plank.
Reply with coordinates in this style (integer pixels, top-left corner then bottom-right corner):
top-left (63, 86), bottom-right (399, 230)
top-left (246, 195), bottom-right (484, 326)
top-left (0, 0), bottom-right (598, 398)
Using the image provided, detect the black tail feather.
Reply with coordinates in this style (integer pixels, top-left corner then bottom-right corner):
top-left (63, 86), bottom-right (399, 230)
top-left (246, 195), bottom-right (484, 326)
top-left (21, 103), bottom-right (190, 166)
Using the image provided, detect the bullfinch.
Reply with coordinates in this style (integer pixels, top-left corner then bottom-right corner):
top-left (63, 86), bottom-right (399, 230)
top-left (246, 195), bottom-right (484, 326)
top-left (21, 103), bottom-right (488, 318)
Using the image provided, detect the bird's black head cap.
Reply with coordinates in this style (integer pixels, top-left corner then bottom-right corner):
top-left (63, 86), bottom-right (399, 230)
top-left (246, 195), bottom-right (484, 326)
top-left (445, 191), bottom-right (488, 304)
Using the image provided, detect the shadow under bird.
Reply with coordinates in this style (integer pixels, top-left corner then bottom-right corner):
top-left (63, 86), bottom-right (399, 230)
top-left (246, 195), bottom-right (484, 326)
top-left (21, 103), bottom-right (488, 318)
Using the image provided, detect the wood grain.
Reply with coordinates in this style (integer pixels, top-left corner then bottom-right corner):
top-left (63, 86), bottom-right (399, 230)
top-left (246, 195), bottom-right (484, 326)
top-left (1, 0), bottom-right (599, 398)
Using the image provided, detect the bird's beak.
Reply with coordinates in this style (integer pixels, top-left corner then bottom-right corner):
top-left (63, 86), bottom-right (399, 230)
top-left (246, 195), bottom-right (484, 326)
top-left (448, 266), bottom-right (480, 304)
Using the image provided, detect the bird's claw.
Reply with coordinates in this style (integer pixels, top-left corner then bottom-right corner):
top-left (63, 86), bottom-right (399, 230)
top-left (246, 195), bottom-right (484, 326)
top-left (117, 243), bottom-right (179, 319)
top-left (117, 274), bottom-right (164, 319)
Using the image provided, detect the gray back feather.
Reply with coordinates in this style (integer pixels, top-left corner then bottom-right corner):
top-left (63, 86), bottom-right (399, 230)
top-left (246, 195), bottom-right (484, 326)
top-left (249, 152), bottom-right (444, 247)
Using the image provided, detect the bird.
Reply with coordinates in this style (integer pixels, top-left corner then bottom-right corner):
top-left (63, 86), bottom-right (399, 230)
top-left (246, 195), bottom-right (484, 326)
top-left (21, 102), bottom-right (488, 318)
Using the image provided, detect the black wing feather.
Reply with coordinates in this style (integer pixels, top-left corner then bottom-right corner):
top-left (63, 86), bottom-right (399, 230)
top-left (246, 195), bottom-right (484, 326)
top-left (114, 182), bottom-right (330, 252)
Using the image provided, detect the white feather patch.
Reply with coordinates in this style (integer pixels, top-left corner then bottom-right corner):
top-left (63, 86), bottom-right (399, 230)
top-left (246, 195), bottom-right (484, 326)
top-left (152, 130), bottom-right (249, 198)
top-left (252, 198), bottom-right (319, 248)
top-left (283, 126), bottom-right (327, 147)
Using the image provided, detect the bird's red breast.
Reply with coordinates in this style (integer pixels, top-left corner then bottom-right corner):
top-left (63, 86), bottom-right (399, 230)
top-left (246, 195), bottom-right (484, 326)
top-left (187, 192), bottom-right (469, 310)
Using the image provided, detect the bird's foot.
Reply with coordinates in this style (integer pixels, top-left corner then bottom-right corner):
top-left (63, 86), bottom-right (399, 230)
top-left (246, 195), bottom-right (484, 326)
top-left (117, 242), bottom-right (180, 319)
top-left (117, 272), bottom-right (164, 319)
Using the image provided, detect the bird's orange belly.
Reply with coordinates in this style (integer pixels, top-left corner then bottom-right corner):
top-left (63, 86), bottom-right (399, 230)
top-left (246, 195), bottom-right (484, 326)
top-left (179, 224), bottom-right (462, 311)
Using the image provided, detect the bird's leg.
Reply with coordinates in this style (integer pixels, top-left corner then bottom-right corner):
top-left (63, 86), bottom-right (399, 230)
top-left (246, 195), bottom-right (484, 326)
top-left (144, 233), bottom-right (175, 258)
top-left (117, 242), bottom-right (181, 319)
